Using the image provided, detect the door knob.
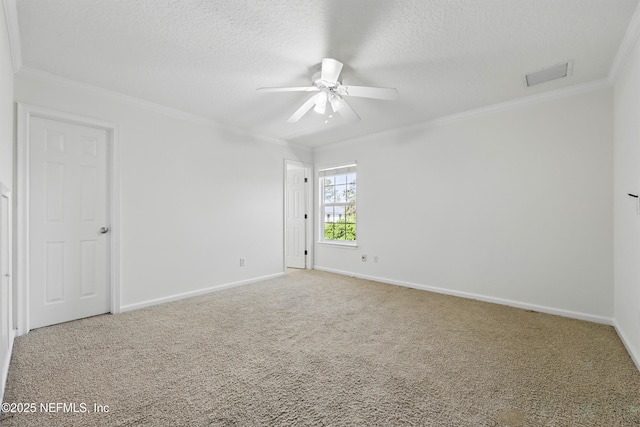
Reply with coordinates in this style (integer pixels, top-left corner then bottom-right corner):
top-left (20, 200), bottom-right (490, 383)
top-left (100, 227), bottom-right (110, 234)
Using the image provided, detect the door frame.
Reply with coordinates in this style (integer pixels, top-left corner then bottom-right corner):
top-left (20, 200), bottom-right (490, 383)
top-left (15, 103), bottom-right (121, 335)
top-left (283, 160), bottom-right (312, 272)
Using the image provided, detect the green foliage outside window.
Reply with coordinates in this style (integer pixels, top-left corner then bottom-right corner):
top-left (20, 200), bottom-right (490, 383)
top-left (324, 208), bottom-right (356, 241)
top-left (322, 172), bottom-right (356, 242)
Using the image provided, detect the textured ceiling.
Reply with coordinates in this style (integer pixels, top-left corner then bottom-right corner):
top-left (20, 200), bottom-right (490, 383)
top-left (14, 0), bottom-right (640, 147)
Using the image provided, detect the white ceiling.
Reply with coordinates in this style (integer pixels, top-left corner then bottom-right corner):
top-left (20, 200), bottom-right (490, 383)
top-left (12, 0), bottom-right (640, 147)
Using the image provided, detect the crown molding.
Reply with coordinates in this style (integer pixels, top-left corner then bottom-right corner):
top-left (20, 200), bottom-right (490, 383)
top-left (16, 66), bottom-right (295, 147)
top-left (416, 79), bottom-right (611, 129)
top-left (2, 0), bottom-right (22, 73)
top-left (608, 1), bottom-right (640, 84)
top-left (317, 78), bottom-right (612, 151)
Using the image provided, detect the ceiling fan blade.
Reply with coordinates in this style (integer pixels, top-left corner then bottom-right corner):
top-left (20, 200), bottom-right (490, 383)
top-left (257, 86), bottom-right (319, 93)
top-left (321, 58), bottom-right (343, 84)
top-left (338, 85), bottom-right (398, 100)
top-left (287, 94), bottom-right (318, 123)
top-left (336, 98), bottom-right (360, 122)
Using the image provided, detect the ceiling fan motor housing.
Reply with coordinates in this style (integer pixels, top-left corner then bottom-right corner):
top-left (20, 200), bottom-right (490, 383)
top-left (312, 71), bottom-right (339, 91)
top-left (257, 57), bottom-right (397, 123)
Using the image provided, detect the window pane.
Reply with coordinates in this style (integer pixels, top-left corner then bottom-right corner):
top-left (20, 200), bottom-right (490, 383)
top-left (324, 206), bottom-right (334, 223)
top-left (347, 222), bottom-right (356, 241)
top-left (334, 174), bottom-right (347, 185)
top-left (335, 184), bottom-right (346, 203)
top-left (345, 205), bottom-right (356, 222)
top-left (346, 183), bottom-right (356, 203)
top-left (324, 185), bottom-right (336, 203)
top-left (324, 222), bottom-right (334, 240)
top-left (319, 168), bottom-right (356, 243)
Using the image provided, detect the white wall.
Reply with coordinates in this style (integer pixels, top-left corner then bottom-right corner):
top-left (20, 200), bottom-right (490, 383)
top-left (315, 87), bottom-right (614, 322)
top-left (14, 70), bottom-right (312, 310)
top-left (613, 33), bottom-right (640, 368)
top-left (0, 4), bottom-right (12, 187)
top-left (0, 0), bottom-right (14, 403)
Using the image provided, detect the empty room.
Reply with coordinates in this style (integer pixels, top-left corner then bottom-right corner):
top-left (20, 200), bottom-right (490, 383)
top-left (1, 0), bottom-right (640, 425)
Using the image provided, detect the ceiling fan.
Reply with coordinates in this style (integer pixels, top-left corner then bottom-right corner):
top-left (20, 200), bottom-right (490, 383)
top-left (257, 58), bottom-right (398, 123)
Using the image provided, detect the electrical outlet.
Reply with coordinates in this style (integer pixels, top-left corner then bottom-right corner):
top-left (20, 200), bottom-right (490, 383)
top-left (361, 254), bottom-right (367, 262)
top-left (240, 257), bottom-right (246, 266)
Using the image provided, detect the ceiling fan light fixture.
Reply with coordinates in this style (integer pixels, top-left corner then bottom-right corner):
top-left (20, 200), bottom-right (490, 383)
top-left (258, 58), bottom-right (397, 123)
top-left (314, 91), bottom-right (328, 114)
top-left (329, 94), bottom-right (344, 112)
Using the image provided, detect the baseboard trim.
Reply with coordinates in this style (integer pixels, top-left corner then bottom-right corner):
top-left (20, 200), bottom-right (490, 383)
top-left (119, 272), bottom-right (285, 313)
top-left (314, 266), bottom-right (613, 325)
top-left (613, 319), bottom-right (640, 373)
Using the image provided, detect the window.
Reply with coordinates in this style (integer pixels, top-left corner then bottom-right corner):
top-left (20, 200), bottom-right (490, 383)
top-left (319, 164), bottom-right (356, 245)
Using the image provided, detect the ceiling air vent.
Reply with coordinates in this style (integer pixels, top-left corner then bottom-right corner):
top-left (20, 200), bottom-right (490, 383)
top-left (525, 61), bottom-right (573, 87)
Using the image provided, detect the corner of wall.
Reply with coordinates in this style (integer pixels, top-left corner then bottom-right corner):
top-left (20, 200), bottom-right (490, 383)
top-left (2, 0), bottom-right (22, 73)
top-left (609, 1), bottom-right (640, 84)
top-left (612, 1), bottom-right (640, 373)
top-left (614, 319), bottom-right (640, 372)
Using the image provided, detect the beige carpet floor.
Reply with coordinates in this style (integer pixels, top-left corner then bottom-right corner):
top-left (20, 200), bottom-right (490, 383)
top-left (1, 269), bottom-right (639, 426)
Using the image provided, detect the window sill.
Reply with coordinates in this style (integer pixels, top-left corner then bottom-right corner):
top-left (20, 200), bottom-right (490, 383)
top-left (318, 241), bottom-right (358, 249)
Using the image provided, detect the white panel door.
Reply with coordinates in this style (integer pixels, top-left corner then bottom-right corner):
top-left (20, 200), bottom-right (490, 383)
top-left (29, 117), bottom-right (110, 329)
top-left (286, 165), bottom-right (306, 269)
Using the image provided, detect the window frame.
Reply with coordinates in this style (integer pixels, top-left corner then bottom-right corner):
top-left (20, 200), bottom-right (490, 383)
top-left (318, 162), bottom-right (357, 248)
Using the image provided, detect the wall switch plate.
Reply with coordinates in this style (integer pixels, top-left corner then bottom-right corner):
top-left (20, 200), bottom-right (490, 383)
top-left (240, 257), bottom-right (246, 266)
top-left (361, 254), bottom-right (366, 262)
top-left (373, 256), bottom-right (378, 263)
